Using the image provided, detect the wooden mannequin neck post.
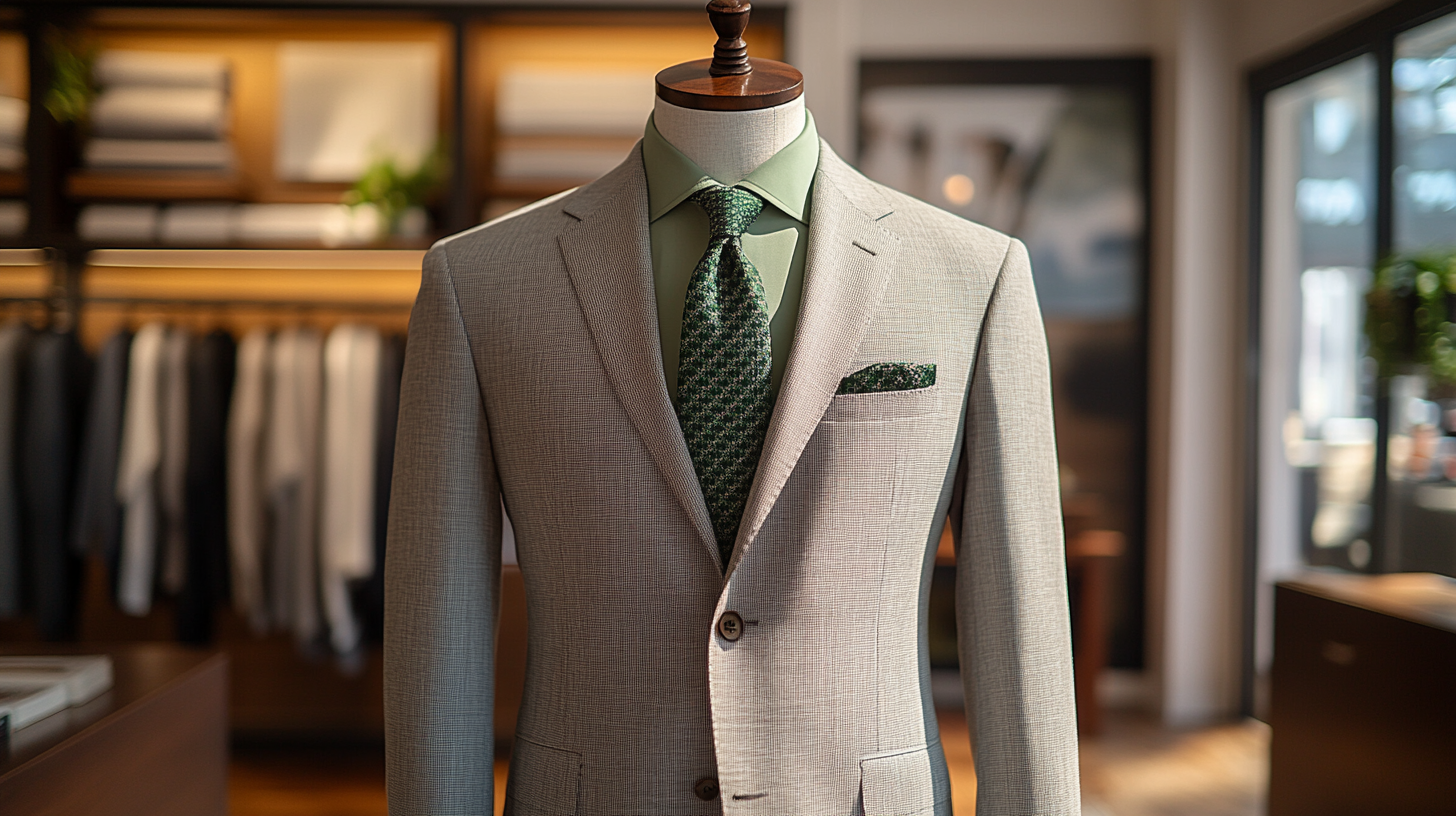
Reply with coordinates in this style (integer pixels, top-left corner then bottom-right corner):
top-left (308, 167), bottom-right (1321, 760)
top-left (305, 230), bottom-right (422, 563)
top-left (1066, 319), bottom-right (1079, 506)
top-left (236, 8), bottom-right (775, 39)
top-left (654, 0), bottom-right (804, 112)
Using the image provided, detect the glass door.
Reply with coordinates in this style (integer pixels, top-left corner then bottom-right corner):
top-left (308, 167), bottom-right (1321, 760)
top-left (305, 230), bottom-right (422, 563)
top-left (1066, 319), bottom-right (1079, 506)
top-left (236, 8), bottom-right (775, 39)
top-left (1255, 54), bottom-right (1377, 694)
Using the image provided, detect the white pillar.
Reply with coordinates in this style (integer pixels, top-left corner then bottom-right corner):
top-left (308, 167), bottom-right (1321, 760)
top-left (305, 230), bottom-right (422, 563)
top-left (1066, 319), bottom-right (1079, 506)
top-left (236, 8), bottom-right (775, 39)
top-left (788, 0), bottom-right (861, 155)
top-left (1146, 0), bottom-right (1245, 726)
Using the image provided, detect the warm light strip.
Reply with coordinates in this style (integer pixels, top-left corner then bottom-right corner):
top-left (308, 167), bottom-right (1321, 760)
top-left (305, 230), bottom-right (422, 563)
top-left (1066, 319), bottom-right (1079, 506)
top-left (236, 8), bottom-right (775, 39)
top-left (86, 248), bottom-right (428, 271)
top-left (0, 249), bottom-right (50, 267)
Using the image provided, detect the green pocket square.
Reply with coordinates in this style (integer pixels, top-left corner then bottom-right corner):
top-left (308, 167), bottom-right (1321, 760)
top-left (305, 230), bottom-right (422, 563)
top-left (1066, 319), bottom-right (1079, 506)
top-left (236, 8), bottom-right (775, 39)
top-left (836, 362), bottom-right (937, 395)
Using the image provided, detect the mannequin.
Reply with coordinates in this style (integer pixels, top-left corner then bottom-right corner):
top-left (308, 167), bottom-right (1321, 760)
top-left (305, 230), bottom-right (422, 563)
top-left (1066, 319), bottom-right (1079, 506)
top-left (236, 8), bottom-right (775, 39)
top-left (652, 94), bottom-right (805, 184)
top-left (384, 2), bottom-right (1080, 814)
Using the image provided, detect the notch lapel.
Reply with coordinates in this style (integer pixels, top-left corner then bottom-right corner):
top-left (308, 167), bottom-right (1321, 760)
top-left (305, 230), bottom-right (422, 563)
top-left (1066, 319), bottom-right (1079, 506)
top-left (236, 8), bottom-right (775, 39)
top-left (557, 150), bottom-right (721, 570)
top-left (727, 146), bottom-right (902, 575)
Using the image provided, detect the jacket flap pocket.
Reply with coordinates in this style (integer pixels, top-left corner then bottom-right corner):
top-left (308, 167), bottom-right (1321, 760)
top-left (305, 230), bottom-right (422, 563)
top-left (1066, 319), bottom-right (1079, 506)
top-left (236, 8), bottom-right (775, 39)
top-left (505, 735), bottom-right (582, 815)
top-left (860, 744), bottom-right (937, 816)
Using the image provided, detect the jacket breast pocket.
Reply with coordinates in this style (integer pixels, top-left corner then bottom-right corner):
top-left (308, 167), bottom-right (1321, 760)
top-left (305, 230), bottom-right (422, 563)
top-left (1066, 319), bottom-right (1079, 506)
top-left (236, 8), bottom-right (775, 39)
top-left (504, 735), bottom-right (582, 816)
top-left (860, 742), bottom-right (945, 816)
top-left (821, 382), bottom-right (946, 424)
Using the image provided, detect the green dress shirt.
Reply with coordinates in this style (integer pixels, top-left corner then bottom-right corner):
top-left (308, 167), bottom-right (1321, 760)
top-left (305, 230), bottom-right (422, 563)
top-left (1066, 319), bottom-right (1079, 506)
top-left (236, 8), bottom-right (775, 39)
top-left (641, 110), bottom-right (819, 407)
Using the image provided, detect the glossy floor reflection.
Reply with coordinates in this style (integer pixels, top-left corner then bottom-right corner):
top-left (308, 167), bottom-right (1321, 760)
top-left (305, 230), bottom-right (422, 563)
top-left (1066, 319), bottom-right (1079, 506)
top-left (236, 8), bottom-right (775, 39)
top-left (229, 708), bottom-right (1269, 816)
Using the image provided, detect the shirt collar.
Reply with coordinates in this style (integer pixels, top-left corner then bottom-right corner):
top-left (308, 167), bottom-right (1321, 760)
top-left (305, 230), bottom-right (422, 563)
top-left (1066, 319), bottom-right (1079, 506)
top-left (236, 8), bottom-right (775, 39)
top-left (642, 108), bottom-right (819, 223)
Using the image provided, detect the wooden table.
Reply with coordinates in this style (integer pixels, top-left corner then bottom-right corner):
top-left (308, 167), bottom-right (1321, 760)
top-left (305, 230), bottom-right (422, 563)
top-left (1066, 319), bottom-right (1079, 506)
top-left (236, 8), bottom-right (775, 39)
top-left (0, 644), bottom-right (228, 816)
top-left (1269, 573), bottom-right (1456, 816)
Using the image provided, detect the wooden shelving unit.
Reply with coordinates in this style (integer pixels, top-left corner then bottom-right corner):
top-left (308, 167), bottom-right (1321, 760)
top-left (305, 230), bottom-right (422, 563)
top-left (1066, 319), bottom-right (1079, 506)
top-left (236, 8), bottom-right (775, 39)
top-left (0, 5), bottom-right (786, 247)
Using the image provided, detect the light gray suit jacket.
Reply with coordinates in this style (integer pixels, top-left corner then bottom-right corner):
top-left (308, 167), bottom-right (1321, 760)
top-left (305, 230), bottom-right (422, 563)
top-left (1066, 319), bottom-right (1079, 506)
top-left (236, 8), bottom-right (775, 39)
top-left (384, 141), bottom-right (1079, 816)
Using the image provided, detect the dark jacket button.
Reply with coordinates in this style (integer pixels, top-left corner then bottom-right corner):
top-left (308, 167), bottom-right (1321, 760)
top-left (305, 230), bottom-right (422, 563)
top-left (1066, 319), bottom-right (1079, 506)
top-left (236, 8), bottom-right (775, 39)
top-left (717, 611), bottom-right (743, 641)
top-left (694, 777), bottom-right (720, 801)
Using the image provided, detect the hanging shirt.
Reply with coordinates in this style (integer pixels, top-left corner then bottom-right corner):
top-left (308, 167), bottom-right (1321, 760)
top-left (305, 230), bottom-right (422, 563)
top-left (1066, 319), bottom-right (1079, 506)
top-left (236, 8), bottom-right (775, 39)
top-left (177, 329), bottom-right (235, 645)
top-left (228, 328), bottom-right (272, 634)
top-left (158, 327), bottom-right (191, 595)
top-left (0, 320), bottom-right (31, 619)
top-left (642, 110), bottom-right (820, 406)
top-left (320, 323), bottom-right (381, 656)
top-left (264, 326), bottom-right (324, 645)
top-left (71, 329), bottom-right (131, 579)
top-left (21, 330), bottom-right (89, 641)
top-left (116, 322), bottom-right (168, 617)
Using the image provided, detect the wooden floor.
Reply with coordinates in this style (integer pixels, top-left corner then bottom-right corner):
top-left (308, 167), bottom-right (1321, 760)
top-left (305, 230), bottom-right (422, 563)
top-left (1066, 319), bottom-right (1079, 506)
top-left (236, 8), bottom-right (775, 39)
top-left (229, 710), bottom-right (1269, 816)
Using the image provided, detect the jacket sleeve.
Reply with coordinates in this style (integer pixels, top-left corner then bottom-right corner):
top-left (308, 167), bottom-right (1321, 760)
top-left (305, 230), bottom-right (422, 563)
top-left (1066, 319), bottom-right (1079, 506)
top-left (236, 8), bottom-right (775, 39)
top-left (950, 237), bottom-right (1081, 815)
top-left (385, 244), bottom-right (503, 815)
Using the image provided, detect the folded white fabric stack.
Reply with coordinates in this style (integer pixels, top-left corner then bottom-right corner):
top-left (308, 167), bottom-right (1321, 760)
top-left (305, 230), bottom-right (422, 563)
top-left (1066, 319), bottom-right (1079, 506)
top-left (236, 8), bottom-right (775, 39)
top-left (86, 50), bottom-right (234, 172)
top-left (77, 201), bottom-right (414, 246)
top-left (493, 67), bottom-right (651, 185)
top-left (0, 200), bottom-right (26, 237)
top-left (0, 95), bottom-right (25, 171)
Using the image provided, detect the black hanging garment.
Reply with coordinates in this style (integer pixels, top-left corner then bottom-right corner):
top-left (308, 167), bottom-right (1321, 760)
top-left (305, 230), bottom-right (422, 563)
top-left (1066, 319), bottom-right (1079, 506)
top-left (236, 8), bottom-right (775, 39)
top-left (21, 331), bottom-right (91, 640)
top-left (177, 329), bottom-right (236, 645)
top-left (71, 329), bottom-right (132, 598)
top-left (361, 332), bottom-right (403, 642)
top-left (0, 320), bottom-right (33, 619)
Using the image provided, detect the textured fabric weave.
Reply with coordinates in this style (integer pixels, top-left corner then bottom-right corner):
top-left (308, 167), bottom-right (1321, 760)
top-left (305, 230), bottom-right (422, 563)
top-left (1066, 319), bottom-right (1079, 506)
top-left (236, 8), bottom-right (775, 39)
top-left (677, 185), bottom-right (772, 568)
top-left (385, 140), bottom-right (1081, 816)
top-left (836, 362), bottom-right (936, 394)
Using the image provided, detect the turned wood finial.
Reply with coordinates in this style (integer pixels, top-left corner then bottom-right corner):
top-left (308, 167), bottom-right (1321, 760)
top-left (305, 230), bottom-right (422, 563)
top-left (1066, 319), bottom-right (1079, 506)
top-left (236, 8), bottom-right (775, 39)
top-left (707, 0), bottom-right (752, 77)
top-left (654, 0), bottom-right (804, 111)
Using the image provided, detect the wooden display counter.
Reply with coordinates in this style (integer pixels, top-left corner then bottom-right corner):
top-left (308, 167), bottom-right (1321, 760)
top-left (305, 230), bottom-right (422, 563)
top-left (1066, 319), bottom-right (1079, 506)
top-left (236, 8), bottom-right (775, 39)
top-left (0, 644), bottom-right (228, 816)
top-left (1269, 572), bottom-right (1456, 816)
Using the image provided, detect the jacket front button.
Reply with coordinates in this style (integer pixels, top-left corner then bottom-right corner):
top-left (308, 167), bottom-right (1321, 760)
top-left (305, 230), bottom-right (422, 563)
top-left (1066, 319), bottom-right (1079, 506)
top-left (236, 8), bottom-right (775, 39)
top-left (694, 777), bottom-right (720, 801)
top-left (717, 611), bottom-right (743, 641)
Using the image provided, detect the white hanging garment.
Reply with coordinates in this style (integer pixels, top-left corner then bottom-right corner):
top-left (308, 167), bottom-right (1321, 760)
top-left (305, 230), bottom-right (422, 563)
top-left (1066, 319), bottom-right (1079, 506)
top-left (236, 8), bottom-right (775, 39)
top-left (115, 323), bottom-right (168, 616)
top-left (320, 323), bottom-right (381, 655)
top-left (264, 326), bottom-right (324, 645)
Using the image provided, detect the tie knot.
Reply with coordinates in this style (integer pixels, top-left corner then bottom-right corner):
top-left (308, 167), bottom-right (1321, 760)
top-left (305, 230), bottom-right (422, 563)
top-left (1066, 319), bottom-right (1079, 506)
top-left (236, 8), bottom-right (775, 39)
top-left (691, 185), bottom-right (764, 238)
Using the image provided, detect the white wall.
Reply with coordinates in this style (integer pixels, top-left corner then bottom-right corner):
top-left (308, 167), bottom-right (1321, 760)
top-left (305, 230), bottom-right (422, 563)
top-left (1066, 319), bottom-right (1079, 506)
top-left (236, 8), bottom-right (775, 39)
top-left (857, 0), bottom-right (1152, 56)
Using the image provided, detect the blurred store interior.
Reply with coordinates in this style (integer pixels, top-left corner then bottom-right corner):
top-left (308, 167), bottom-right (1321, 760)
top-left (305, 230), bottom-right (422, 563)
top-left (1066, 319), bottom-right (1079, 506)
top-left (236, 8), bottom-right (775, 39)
top-left (0, 0), bottom-right (1454, 814)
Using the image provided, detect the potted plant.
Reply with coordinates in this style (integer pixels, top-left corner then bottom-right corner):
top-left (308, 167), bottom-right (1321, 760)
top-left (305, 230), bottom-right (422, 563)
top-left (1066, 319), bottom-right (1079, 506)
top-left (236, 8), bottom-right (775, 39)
top-left (1365, 248), bottom-right (1456, 386)
top-left (343, 144), bottom-right (445, 243)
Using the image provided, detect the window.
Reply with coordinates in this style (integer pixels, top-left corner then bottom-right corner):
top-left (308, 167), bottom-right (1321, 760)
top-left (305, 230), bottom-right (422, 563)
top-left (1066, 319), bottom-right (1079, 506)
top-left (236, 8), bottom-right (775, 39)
top-left (1248, 1), bottom-right (1456, 715)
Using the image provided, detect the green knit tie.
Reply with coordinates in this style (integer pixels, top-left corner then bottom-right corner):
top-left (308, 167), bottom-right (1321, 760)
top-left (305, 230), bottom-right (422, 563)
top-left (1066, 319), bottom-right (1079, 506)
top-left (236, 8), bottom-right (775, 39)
top-left (676, 185), bottom-right (771, 570)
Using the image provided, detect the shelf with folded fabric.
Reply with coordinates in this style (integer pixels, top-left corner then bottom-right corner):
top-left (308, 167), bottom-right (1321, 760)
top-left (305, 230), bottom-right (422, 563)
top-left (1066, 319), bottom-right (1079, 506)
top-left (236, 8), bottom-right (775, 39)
top-left (63, 8), bottom-right (454, 247)
top-left (0, 28), bottom-right (27, 185)
top-left (73, 201), bottom-right (441, 249)
top-left (467, 10), bottom-right (785, 219)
